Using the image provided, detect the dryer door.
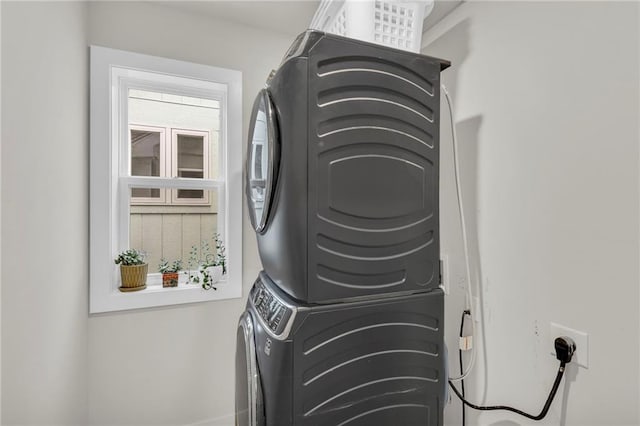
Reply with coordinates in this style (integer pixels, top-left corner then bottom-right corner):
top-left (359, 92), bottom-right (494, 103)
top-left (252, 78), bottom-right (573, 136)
top-left (246, 89), bottom-right (279, 233)
top-left (235, 312), bottom-right (265, 426)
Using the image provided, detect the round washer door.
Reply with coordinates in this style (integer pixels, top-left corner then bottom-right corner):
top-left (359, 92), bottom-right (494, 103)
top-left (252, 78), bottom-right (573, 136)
top-left (235, 312), bottom-right (264, 426)
top-left (246, 89), bottom-right (279, 233)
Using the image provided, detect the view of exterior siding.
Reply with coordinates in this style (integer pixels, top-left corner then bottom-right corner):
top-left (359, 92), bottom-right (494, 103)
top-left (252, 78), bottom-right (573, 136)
top-left (127, 90), bottom-right (221, 272)
top-left (130, 211), bottom-right (218, 273)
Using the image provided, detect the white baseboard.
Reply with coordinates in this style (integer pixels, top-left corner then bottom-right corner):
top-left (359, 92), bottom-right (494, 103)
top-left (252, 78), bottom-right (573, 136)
top-left (183, 413), bottom-right (234, 426)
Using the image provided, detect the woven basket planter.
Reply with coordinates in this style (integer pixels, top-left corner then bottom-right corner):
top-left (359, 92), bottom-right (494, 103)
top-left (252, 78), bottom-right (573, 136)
top-left (119, 263), bottom-right (148, 292)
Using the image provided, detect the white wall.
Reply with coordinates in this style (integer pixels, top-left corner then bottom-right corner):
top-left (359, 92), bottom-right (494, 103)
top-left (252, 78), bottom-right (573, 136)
top-left (1, 1), bottom-right (4, 422)
top-left (4, 1), bottom-right (638, 425)
top-left (424, 2), bottom-right (640, 426)
top-left (2, 2), bottom-right (89, 424)
top-left (86, 3), bottom-right (292, 425)
top-left (2, 1), bottom-right (293, 425)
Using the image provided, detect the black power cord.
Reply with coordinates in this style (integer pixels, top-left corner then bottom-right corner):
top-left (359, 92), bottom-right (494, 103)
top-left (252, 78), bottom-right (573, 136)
top-left (449, 336), bottom-right (576, 421)
top-left (458, 310), bottom-right (471, 426)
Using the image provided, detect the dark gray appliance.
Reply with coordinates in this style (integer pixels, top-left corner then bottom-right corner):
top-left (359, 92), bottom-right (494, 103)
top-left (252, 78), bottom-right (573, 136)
top-left (246, 30), bottom-right (450, 304)
top-left (235, 273), bottom-right (445, 426)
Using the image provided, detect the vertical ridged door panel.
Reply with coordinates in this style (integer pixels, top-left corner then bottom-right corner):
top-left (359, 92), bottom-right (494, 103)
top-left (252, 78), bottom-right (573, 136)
top-left (307, 37), bottom-right (442, 302)
top-left (292, 290), bottom-right (444, 426)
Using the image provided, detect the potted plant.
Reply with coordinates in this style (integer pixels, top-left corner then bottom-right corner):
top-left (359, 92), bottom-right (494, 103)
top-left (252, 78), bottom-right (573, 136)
top-left (114, 248), bottom-right (148, 292)
top-left (185, 234), bottom-right (227, 290)
top-left (158, 259), bottom-right (182, 288)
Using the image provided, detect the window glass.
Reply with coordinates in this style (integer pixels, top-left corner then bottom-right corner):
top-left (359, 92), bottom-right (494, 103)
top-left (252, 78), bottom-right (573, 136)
top-left (129, 187), bottom-right (219, 273)
top-left (132, 188), bottom-right (161, 198)
top-left (129, 89), bottom-right (218, 206)
top-left (131, 129), bottom-right (161, 177)
top-left (176, 133), bottom-right (205, 200)
top-left (177, 134), bottom-right (205, 177)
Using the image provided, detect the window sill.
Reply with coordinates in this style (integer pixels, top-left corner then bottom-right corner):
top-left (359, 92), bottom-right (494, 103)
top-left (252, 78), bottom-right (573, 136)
top-left (90, 275), bottom-right (242, 314)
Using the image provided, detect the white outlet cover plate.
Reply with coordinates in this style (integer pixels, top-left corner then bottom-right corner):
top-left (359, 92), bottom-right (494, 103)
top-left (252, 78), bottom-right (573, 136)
top-left (550, 322), bottom-right (589, 368)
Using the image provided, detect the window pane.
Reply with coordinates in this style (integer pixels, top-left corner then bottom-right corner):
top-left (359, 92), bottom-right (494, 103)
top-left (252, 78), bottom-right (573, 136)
top-left (175, 132), bottom-right (208, 202)
top-left (177, 189), bottom-right (204, 199)
top-left (129, 188), bottom-right (220, 276)
top-left (131, 129), bottom-right (161, 178)
top-left (177, 134), bottom-right (204, 174)
top-left (128, 88), bottom-right (220, 182)
top-left (132, 188), bottom-right (160, 198)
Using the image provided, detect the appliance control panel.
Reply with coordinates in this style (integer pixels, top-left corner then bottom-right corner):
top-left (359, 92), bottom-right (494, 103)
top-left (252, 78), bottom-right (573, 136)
top-left (252, 278), bottom-right (293, 336)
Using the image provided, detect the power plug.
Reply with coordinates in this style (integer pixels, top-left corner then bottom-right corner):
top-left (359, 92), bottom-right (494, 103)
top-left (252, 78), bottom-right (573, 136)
top-left (554, 336), bottom-right (577, 364)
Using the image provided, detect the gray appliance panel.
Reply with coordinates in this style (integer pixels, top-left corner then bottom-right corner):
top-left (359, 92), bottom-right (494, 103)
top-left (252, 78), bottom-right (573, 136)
top-left (251, 311), bottom-right (295, 425)
top-left (292, 288), bottom-right (444, 425)
top-left (242, 273), bottom-right (445, 426)
top-left (307, 34), bottom-right (443, 302)
top-left (253, 31), bottom-right (447, 303)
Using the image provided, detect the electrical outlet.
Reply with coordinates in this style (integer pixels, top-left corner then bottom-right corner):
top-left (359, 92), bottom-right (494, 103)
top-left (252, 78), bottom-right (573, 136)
top-left (440, 255), bottom-right (450, 295)
top-left (550, 322), bottom-right (589, 368)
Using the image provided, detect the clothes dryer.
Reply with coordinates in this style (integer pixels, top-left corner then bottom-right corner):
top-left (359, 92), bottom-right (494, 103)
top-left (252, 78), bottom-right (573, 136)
top-left (246, 30), bottom-right (450, 303)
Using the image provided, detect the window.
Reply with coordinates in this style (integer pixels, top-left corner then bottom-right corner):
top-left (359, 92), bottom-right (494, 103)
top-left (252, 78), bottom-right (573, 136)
top-left (90, 46), bottom-right (242, 313)
top-left (129, 124), bottom-right (212, 205)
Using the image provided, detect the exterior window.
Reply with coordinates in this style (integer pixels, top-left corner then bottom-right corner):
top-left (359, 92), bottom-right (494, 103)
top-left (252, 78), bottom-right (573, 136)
top-left (130, 124), bottom-right (166, 203)
top-left (90, 46), bottom-right (242, 313)
top-left (129, 125), bottom-right (213, 206)
top-left (172, 129), bottom-right (210, 204)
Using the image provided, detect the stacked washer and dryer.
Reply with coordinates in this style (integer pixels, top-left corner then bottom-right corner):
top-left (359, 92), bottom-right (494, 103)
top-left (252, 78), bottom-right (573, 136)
top-left (236, 30), bottom-right (450, 426)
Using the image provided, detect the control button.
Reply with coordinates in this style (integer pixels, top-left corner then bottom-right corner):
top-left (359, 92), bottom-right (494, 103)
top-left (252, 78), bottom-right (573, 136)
top-left (269, 306), bottom-right (280, 324)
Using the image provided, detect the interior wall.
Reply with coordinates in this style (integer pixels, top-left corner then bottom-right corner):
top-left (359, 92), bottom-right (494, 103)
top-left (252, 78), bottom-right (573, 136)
top-left (2, 1), bottom-right (293, 424)
top-left (1, 1), bottom-right (4, 422)
top-left (86, 3), bottom-right (292, 425)
top-left (1, 2), bottom-right (89, 424)
top-left (4, 1), bottom-right (638, 425)
top-left (423, 2), bottom-right (640, 425)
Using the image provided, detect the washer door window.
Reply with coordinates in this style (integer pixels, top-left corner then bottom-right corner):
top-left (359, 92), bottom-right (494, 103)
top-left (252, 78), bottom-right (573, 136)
top-left (246, 89), bottom-right (279, 233)
top-left (235, 312), bottom-right (265, 426)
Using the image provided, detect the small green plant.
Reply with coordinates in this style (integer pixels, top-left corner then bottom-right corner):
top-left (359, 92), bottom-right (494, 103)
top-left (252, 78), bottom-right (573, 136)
top-left (213, 233), bottom-right (227, 274)
top-left (199, 265), bottom-right (216, 290)
top-left (158, 259), bottom-right (183, 274)
top-left (114, 249), bottom-right (146, 266)
top-left (184, 234), bottom-right (227, 290)
top-left (186, 245), bottom-right (201, 285)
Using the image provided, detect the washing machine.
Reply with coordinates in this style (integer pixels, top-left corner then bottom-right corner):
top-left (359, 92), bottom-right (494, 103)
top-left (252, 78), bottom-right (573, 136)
top-left (235, 272), bottom-right (445, 426)
top-left (246, 30), bottom-right (450, 304)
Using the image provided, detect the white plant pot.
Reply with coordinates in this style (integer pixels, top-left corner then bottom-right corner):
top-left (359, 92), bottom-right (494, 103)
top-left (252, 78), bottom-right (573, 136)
top-left (205, 265), bottom-right (224, 284)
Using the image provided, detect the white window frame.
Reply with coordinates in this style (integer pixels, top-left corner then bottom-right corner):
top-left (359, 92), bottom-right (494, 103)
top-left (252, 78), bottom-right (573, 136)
top-left (90, 46), bottom-right (243, 313)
